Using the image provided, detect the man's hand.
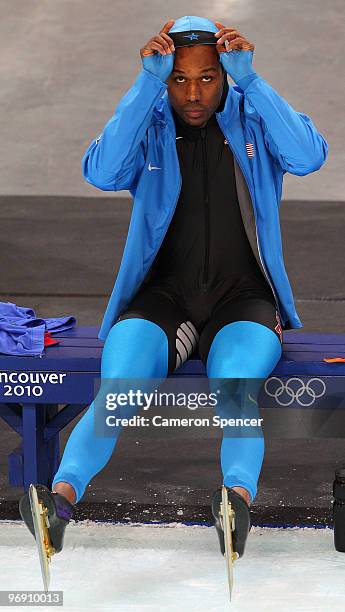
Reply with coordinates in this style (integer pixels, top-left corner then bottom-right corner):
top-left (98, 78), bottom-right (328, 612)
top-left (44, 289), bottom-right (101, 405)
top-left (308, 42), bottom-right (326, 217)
top-left (140, 20), bottom-right (176, 83)
top-left (214, 21), bottom-right (256, 84)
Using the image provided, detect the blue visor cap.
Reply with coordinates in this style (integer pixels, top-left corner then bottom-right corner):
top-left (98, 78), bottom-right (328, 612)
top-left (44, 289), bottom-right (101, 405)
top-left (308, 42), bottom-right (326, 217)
top-left (169, 29), bottom-right (218, 48)
top-left (169, 15), bottom-right (219, 48)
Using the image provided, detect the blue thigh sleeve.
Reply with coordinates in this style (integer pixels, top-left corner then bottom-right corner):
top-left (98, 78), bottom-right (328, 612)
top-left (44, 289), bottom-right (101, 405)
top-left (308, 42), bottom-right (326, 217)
top-left (52, 319), bottom-right (169, 502)
top-left (206, 321), bottom-right (282, 502)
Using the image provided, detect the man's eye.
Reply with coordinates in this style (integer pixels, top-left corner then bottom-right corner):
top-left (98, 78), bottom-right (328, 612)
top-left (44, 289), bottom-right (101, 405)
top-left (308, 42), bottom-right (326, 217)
top-left (174, 76), bottom-right (213, 83)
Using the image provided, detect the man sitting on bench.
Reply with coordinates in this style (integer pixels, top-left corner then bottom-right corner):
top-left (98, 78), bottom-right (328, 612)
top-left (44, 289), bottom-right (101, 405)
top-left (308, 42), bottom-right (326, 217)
top-left (19, 15), bottom-right (328, 560)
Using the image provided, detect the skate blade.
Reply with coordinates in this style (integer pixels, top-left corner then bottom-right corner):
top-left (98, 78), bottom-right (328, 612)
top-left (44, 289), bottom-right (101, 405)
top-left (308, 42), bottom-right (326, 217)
top-left (219, 485), bottom-right (239, 602)
top-left (28, 484), bottom-right (56, 592)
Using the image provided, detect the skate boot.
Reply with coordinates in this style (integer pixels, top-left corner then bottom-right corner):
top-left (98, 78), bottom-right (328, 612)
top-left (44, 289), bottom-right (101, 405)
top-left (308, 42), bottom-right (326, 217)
top-left (211, 486), bottom-right (251, 558)
top-left (19, 484), bottom-right (74, 554)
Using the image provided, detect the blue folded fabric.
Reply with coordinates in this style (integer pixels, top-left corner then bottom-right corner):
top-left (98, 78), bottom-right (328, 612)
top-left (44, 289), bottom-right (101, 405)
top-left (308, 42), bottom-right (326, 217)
top-left (0, 301), bottom-right (76, 356)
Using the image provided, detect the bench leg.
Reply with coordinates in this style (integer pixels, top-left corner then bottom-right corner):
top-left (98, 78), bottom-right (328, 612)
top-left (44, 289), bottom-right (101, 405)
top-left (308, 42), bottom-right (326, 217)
top-left (22, 404), bottom-right (48, 490)
top-left (46, 405), bottom-right (60, 488)
top-left (5, 403), bottom-right (71, 491)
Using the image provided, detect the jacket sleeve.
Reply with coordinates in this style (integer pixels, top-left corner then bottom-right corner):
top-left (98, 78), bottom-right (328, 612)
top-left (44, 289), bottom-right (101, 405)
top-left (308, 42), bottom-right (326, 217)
top-left (238, 74), bottom-right (328, 176)
top-left (82, 68), bottom-right (168, 191)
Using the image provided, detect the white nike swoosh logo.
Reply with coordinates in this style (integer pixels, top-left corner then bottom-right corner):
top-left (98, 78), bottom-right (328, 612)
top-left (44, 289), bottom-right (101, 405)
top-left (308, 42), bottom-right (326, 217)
top-left (176, 136), bottom-right (183, 140)
top-left (148, 162), bottom-right (161, 171)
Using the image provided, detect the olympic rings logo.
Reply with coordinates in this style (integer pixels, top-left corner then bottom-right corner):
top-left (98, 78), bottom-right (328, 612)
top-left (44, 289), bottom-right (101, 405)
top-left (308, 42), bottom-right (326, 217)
top-left (264, 377), bottom-right (326, 407)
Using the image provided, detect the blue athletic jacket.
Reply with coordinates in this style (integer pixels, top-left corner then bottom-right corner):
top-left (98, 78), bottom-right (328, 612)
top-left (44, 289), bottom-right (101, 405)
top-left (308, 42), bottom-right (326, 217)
top-left (82, 68), bottom-right (328, 342)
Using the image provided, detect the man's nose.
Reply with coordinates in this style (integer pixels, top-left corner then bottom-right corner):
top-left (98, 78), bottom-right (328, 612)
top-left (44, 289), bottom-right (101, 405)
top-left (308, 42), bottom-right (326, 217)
top-left (186, 81), bottom-right (201, 101)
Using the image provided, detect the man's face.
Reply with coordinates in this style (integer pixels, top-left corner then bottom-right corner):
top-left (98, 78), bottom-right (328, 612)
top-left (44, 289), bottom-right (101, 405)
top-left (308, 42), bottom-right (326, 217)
top-left (167, 44), bottom-right (224, 128)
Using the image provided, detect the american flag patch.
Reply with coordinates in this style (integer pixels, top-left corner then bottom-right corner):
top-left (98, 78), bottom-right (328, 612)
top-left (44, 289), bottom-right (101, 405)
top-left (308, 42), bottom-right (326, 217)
top-left (245, 142), bottom-right (255, 158)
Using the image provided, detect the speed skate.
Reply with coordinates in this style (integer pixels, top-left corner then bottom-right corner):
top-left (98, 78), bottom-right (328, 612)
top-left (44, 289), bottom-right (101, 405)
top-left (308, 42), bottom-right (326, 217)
top-left (28, 484), bottom-right (56, 592)
top-left (19, 482), bottom-right (74, 591)
top-left (219, 485), bottom-right (239, 601)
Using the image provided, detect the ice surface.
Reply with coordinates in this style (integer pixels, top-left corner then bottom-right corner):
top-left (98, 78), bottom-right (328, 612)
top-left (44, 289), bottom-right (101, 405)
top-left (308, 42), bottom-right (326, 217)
top-left (1, 521), bottom-right (345, 611)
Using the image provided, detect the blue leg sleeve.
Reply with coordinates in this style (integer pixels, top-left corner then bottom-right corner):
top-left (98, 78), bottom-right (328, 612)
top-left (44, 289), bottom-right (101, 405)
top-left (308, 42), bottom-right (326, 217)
top-left (206, 321), bottom-right (282, 503)
top-left (52, 319), bottom-right (169, 503)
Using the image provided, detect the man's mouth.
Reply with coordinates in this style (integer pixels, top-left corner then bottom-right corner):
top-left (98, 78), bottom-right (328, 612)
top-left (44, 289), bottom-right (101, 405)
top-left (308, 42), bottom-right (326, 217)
top-left (184, 109), bottom-right (205, 117)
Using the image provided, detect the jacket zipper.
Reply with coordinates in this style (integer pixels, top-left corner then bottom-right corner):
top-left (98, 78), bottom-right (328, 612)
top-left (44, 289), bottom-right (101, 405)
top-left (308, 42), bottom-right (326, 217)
top-left (200, 128), bottom-right (210, 291)
top-left (144, 168), bottom-right (182, 284)
top-left (216, 114), bottom-right (283, 322)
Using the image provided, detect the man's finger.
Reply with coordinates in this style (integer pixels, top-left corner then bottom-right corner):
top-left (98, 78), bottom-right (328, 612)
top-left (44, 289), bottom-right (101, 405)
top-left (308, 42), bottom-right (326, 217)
top-left (161, 32), bottom-right (175, 45)
top-left (224, 37), bottom-right (253, 50)
top-left (214, 23), bottom-right (238, 37)
top-left (155, 34), bottom-right (171, 52)
top-left (160, 19), bottom-right (175, 34)
top-left (214, 21), bottom-right (226, 28)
